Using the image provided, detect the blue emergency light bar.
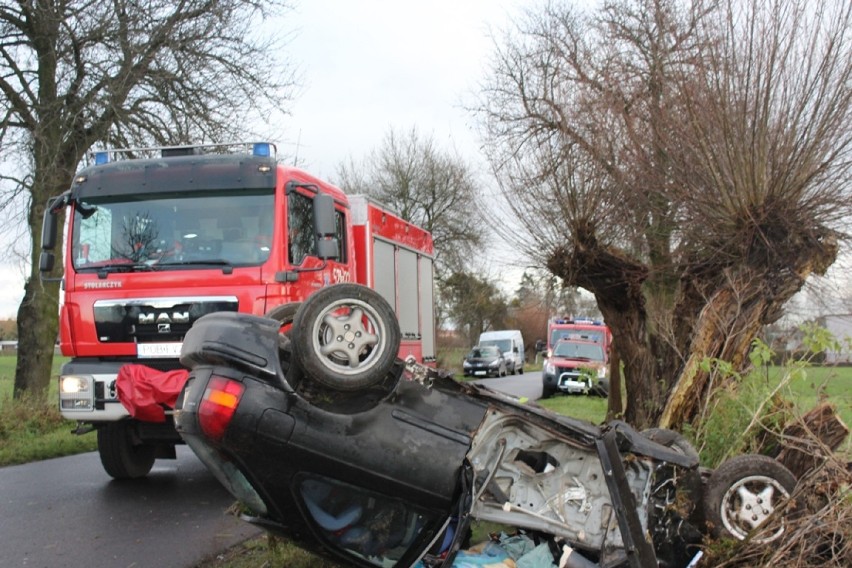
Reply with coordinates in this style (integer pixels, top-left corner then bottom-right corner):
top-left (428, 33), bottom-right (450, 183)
top-left (89, 141), bottom-right (277, 165)
top-left (552, 317), bottom-right (604, 326)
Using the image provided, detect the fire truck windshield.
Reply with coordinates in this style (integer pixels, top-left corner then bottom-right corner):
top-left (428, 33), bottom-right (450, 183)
top-left (552, 341), bottom-right (604, 361)
top-left (71, 189), bottom-right (274, 270)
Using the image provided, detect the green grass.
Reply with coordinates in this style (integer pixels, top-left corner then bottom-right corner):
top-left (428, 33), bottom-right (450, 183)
top-left (0, 355), bottom-right (97, 467)
top-left (535, 393), bottom-right (608, 424)
top-left (689, 363), bottom-right (852, 467)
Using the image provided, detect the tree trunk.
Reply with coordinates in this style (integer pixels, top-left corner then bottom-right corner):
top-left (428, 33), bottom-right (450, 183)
top-left (13, 152), bottom-right (71, 397)
top-left (606, 344), bottom-right (623, 421)
top-left (13, 195), bottom-right (63, 397)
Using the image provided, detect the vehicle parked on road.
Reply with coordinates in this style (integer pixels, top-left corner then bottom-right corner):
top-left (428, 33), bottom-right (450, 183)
top-left (174, 284), bottom-right (799, 568)
top-left (38, 142), bottom-right (435, 480)
top-left (542, 338), bottom-right (609, 398)
top-left (462, 345), bottom-right (508, 378)
top-left (478, 330), bottom-right (525, 374)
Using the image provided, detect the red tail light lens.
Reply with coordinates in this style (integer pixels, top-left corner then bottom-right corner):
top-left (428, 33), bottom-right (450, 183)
top-left (198, 376), bottom-right (245, 441)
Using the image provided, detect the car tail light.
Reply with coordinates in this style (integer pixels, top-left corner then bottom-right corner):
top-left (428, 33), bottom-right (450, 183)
top-left (198, 376), bottom-right (245, 441)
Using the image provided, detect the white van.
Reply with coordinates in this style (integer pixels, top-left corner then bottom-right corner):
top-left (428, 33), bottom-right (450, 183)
top-left (478, 330), bottom-right (525, 375)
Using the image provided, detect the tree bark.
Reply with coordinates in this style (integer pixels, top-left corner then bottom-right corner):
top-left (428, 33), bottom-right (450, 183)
top-left (13, 192), bottom-right (65, 396)
top-left (774, 403), bottom-right (850, 479)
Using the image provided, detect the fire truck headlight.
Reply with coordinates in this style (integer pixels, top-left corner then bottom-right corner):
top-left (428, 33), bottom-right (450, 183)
top-left (59, 376), bottom-right (94, 411)
top-left (61, 376), bottom-right (90, 394)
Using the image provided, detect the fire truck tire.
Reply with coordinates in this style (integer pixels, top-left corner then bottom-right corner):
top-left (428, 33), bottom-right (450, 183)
top-left (703, 454), bottom-right (797, 543)
top-left (97, 422), bottom-right (156, 479)
top-left (292, 284), bottom-right (401, 391)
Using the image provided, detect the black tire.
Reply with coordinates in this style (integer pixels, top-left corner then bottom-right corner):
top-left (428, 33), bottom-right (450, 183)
top-left (265, 302), bottom-right (301, 327)
top-left (97, 421), bottom-right (156, 480)
top-left (703, 454), bottom-right (797, 543)
top-left (292, 284), bottom-right (400, 391)
top-left (266, 302), bottom-right (302, 387)
top-left (541, 383), bottom-right (557, 399)
top-left (642, 427), bottom-right (700, 462)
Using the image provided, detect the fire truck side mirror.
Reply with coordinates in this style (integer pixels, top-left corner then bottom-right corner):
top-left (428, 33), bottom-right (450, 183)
top-left (41, 199), bottom-right (59, 251)
top-left (313, 193), bottom-right (340, 261)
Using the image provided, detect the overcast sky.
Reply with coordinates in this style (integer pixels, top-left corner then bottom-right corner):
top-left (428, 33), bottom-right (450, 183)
top-left (0, 0), bottom-right (528, 319)
top-left (0, 0), bottom-right (848, 322)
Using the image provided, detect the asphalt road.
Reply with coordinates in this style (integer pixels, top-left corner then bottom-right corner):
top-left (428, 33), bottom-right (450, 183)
top-left (0, 446), bottom-right (260, 568)
top-left (471, 368), bottom-right (543, 401)
top-left (0, 372), bottom-right (539, 568)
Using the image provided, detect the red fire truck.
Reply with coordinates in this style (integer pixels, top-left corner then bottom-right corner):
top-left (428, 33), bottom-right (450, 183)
top-left (542, 317), bottom-right (612, 398)
top-left (39, 142), bottom-right (435, 478)
top-left (545, 317), bottom-right (611, 359)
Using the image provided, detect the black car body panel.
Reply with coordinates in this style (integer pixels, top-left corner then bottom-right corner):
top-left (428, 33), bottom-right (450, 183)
top-left (176, 311), bottom-right (706, 567)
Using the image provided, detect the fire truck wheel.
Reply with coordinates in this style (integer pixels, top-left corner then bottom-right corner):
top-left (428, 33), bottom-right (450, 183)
top-left (292, 284), bottom-right (401, 391)
top-left (703, 454), bottom-right (797, 543)
top-left (97, 422), bottom-right (156, 479)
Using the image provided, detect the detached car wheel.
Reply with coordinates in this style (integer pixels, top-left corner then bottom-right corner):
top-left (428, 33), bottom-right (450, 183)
top-left (292, 284), bottom-right (401, 391)
top-left (97, 421), bottom-right (156, 479)
top-left (703, 454), bottom-right (797, 543)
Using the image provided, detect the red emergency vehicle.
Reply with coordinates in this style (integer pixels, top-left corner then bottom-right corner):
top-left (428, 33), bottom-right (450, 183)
top-left (39, 142), bottom-right (435, 478)
top-left (545, 317), bottom-right (611, 359)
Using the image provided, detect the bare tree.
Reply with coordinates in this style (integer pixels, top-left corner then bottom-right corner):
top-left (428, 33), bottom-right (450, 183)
top-left (336, 126), bottom-right (485, 280)
top-left (443, 271), bottom-right (509, 346)
top-left (1, 0), bottom-right (297, 396)
top-left (477, 0), bottom-right (852, 427)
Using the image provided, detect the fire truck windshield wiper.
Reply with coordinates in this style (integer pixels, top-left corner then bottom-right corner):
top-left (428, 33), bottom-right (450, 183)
top-left (83, 263), bottom-right (160, 277)
top-left (157, 259), bottom-right (233, 267)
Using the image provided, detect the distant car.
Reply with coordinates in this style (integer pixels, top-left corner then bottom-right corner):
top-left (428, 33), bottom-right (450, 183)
top-left (174, 284), bottom-right (799, 568)
top-left (462, 345), bottom-right (507, 378)
top-left (542, 338), bottom-right (609, 398)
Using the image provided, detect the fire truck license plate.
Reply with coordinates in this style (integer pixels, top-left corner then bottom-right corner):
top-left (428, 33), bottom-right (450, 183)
top-left (137, 343), bottom-right (183, 358)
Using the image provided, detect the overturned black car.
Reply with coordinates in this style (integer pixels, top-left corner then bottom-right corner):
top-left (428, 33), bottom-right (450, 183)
top-left (174, 284), bottom-right (797, 568)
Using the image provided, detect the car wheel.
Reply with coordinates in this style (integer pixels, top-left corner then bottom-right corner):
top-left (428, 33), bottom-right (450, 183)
top-left (265, 302), bottom-right (301, 327)
top-left (97, 421), bottom-right (156, 480)
top-left (266, 302), bottom-right (302, 386)
top-left (641, 427), bottom-right (700, 461)
top-left (703, 454), bottom-right (797, 543)
top-left (292, 284), bottom-right (400, 391)
top-left (541, 383), bottom-right (556, 399)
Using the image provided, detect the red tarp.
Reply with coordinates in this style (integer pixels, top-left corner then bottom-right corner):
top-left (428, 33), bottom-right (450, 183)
top-left (116, 364), bottom-right (189, 422)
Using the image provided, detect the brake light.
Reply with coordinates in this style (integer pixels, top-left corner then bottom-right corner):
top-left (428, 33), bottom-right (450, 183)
top-left (198, 376), bottom-right (245, 441)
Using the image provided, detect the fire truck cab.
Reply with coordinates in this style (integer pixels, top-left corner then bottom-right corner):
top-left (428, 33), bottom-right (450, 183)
top-left (39, 142), bottom-right (435, 479)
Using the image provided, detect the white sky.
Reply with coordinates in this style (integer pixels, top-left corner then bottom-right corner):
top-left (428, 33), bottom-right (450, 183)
top-left (0, 0), bottom-right (529, 320)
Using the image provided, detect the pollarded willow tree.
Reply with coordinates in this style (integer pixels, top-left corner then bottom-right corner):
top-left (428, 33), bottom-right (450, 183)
top-left (1, 0), bottom-right (297, 397)
top-left (477, 0), bottom-right (852, 428)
